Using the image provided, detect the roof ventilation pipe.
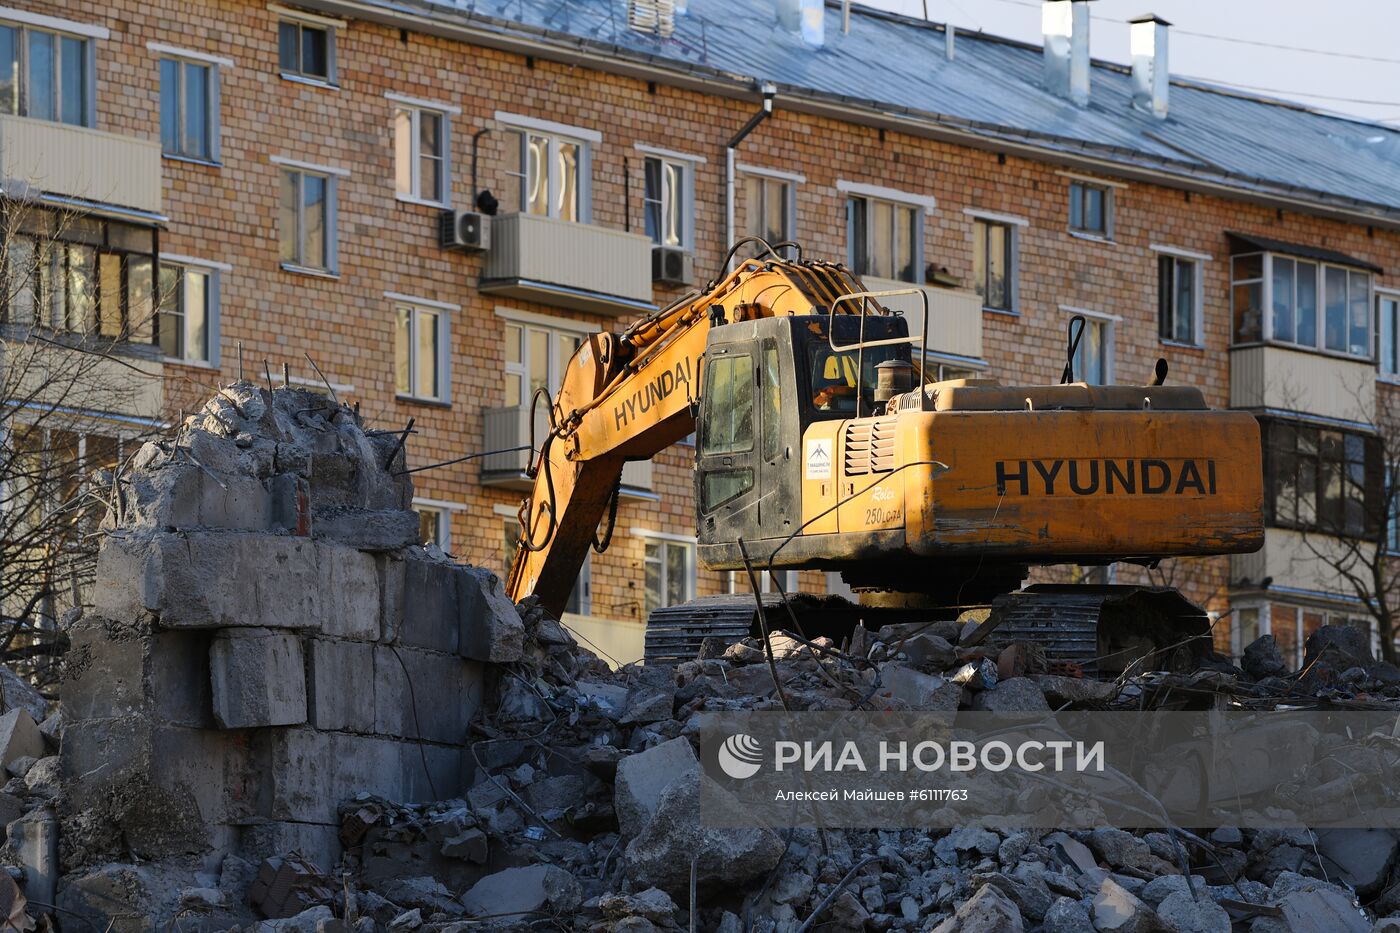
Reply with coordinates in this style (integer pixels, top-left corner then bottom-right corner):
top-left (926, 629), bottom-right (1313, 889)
top-left (1042, 0), bottom-right (1091, 106)
top-left (1129, 14), bottom-right (1171, 119)
top-left (776, 0), bottom-right (825, 48)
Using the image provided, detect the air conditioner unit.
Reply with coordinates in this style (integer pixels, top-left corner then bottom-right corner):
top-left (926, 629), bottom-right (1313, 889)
top-left (438, 210), bottom-right (490, 251)
top-left (651, 245), bottom-right (693, 285)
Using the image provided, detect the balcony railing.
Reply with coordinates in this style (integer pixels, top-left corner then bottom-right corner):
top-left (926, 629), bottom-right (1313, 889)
top-left (481, 404), bottom-right (653, 495)
top-left (0, 115), bottom-right (162, 214)
top-left (862, 277), bottom-right (984, 364)
top-left (480, 213), bottom-right (657, 316)
top-left (1229, 344), bottom-right (1375, 425)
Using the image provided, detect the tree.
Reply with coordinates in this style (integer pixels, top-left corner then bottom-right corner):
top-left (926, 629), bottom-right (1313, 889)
top-left (0, 192), bottom-right (165, 689)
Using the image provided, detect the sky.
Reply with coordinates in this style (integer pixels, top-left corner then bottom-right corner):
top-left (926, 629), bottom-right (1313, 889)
top-left (861, 0), bottom-right (1400, 126)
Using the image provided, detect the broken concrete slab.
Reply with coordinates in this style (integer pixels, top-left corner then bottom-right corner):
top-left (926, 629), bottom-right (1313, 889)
top-left (614, 736), bottom-right (699, 838)
top-left (1092, 877), bottom-right (1161, 933)
top-left (459, 865), bottom-right (581, 919)
top-left (210, 629), bottom-right (307, 729)
top-left (5, 806), bottom-right (56, 910)
top-left (1314, 828), bottom-right (1398, 897)
top-left (456, 567), bottom-right (524, 663)
top-left (0, 710), bottom-right (44, 770)
top-left (1032, 674), bottom-right (1119, 706)
top-left (881, 665), bottom-right (962, 711)
top-left (311, 508), bottom-right (420, 552)
top-left (970, 677), bottom-right (1050, 712)
top-left (0, 667), bottom-right (47, 724)
top-left (930, 883), bottom-right (1024, 932)
top-left (624, 771), bottom-right (784, 895)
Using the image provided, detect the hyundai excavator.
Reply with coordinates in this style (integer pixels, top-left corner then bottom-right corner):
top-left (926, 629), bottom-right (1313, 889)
top-left (503, 238), bottom-right (1264, 675)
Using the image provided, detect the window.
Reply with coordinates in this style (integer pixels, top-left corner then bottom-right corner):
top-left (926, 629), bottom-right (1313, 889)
top-left (1380, 294), bottom-right (1400, 378)
top-left (502, 320), bottom-right (583, 408)
top-left (1232, 251), bottom-right (1372, 358)
top-left (394, 105), bottom-right (448, 205)
top-left (644, 155), bottom-right (690, 249)
top-left (728, 569), bottom-right (798, 595)
top-left (699, 352), bottom-right (754, 510)
top-left (0, 23), bottom-right (91, 125)
top-left (0, 211), bottom-right (158, 345)
top-left (1068, 181), bottom-right (1112, 239)
top-left (414, 503), bottom-right (449, 549)
top-left (973, 219), bottom-right (1015, 312)
top-left (158, 263), bottom-right (214, 363)
top-left (1069, 314), bottom-right (1113, 385)
top-left (642, 536), bottom-right (695, 616)
top-left (1157, 254), bottom-right (1200, 345)
top-left (278, 168), bottom-right (335, 273)
top-left (847, 196), bottom-right (919, 283)
top-left (1387, 467), bottom-right (1400, 554)
top-left (394, 303), bottom-right (447, 402)
top-left (505, 128), bottom-right (588, 221)
top-left (278, 18), bottom-right (334, 84)
top-left (159, 57), bottom-right (217, 161)
top-left (744, 174), bottom-right (793, 255)
top-left (1263, 418), bottom-right (1380, 539)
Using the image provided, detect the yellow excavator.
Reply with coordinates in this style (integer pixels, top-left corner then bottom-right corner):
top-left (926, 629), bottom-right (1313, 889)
top-left (504, 239), bottom-right (1264, 674)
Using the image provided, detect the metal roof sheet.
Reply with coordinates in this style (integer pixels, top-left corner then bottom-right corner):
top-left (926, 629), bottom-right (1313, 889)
top-left (409, 0), bottom-right (1400, 220)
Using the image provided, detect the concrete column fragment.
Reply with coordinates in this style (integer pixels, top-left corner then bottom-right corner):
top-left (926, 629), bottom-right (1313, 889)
top-left (457, 567), bottom-right (524, 663)
top-left (210, 629), bottom-right (307, 729)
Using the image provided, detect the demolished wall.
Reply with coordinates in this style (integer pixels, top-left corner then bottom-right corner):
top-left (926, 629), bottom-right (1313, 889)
top-left (61, 383), bottom-right (522, 880)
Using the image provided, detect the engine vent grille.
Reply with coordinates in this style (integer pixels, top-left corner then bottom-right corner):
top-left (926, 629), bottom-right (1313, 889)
top-left (843, 417), bottom-right (897, 475)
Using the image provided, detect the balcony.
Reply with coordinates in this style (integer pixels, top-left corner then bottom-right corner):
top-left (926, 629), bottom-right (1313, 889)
top-left (862, 278), bottom-right (984, 364)
top-left (0, 115), bottom-right (162, 215)
top-left (480, 404), bottom-right (654, 497)
top-left (480, 213), bottom-right (657, 316)
top-left (1229, 345), bottom-right (1374, 426)
top-left (1231, 527), bottom-right (1375, 602)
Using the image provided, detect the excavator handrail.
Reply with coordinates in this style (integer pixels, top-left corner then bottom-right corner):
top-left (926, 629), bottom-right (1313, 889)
top-left (826, 287), bottom-right (931, 415)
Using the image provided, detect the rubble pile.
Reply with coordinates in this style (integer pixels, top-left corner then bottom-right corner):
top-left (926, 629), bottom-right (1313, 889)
top-left (19, 382), bottom-right (1400, 930)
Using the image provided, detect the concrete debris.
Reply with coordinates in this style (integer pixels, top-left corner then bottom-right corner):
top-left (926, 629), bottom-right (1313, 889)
top-left (459, 864), bottom-right (582, 919)
top-left (249, 855), bottom-right (334, 920)
top-left (0, 712), bottom-right (43, 772)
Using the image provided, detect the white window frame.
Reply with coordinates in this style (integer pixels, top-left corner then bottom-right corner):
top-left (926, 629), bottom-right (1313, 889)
top-left (272, 4), bottom-right (341, 87)
top-left (497, 308), bottom-right (591, 409)
top-left (641, 152), bottom-right (695, 250)
top-left (0, 16), bottom-right (98, 127)
top-left (1230, 251), bottom-right (1374, 360)
top-left (1152, 245), bottom-right (1208, 348)
top-left (393, 298), bottom-right (451, 404)
top-left (158, 254), bottom-right (225, 367)
top-left (739, 165), bottom-right (800, 255)
top-left (414, 497), bottom-right (464, 550)
top-left (155, 48), bottom-right (224, 164)
top-left (1379, 288), bottom-right (1400, 383)
top-left (1066, 179), bottom-right (1115, 241)
top-left (272, 157), bottom-right (345, 276)
top-left (497, 112), bottom-right (596, 223)
top-left (633, 528), bottom-right (697, 614)
top-left (1059, 305), bottom-right (1118, 385)
top-left (843, 188), bottom-right (926, 285)
top-left (966, 209), bottom-right (1027, 314)
top-left (390, 94), bottom-right (457, 208)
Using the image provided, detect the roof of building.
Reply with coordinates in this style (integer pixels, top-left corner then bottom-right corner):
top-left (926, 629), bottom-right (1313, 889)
top-left (375, 0), bottom-right (1400, 224)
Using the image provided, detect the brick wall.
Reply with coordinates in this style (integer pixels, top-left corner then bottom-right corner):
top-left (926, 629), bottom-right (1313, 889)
top-left (32, 0), bottom-right (1400, 633)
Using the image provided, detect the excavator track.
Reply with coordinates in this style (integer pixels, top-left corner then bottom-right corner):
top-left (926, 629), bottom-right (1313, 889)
top-left (645, 594), bottom-right (785, 665)
top-left (988, 584), bottom-right (1213, 678)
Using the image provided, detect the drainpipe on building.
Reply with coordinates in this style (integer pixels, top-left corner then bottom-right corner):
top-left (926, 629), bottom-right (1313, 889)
top-left (725, 82), bottom-right (778, 270)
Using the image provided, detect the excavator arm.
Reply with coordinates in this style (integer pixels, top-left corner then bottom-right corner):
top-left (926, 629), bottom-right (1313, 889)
top-left (504, 248), bottom-right (871, 616)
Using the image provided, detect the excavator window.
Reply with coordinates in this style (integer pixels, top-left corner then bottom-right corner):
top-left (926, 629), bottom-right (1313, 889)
top-left (808, 342), bottom-right (905, 413)
top-left (700, 353), bottom-right (754, 454)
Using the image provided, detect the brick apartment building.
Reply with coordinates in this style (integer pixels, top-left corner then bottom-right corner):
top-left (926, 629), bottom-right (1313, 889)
top-left (5, 0), bottom-right (1400, 664)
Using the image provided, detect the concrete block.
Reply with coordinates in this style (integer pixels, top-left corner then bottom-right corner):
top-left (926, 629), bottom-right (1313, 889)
top-left (0, 710), bottom-right (44, 770)
top-left (312, 508), bottom-right (420, 552)
top-left (61, 619), bottom-right (147, 722)
top-left (268, 473), bottom-right (311, 536)
top-left (170, 469), bottom-right (276, 532)
top-left (881, 665), bottom-right (963, 711)
top-left (372, 645), bottom-right (482, 744)
top-left (399, 741), bottom-right (468, 805)
top-left (461, 865), bottom-right (581, 919)
top-left (210, 628), bottom-right (307, 729)
top-left (255, 729), bottom-right (403, 823)
top-left (5, 807), bottom-right (56, 911)
top-left (149, 532), bottom-right (321, 629)
top-left (457, 567), bottom-right (524, 663)
top-left (150, 630), bottom-right (215, 728)
top-left (397, 559), bottom-right (458, 653)
top-left (378, 555), bottom-right (406, 643)
top-left (614, 736), bottom-right (699, 838)
top-left (240, 822), bottom-right (342, 873)
top-left (92, 532), bottom-right (160, 621)
top-left (317, 544), bottom-right (381, 640)
top-left (307, 638), bottom-right (375, 733)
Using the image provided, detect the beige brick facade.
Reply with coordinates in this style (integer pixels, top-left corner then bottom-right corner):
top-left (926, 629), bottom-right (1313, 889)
top-left (16, 0), bottom-right (1400, 658)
